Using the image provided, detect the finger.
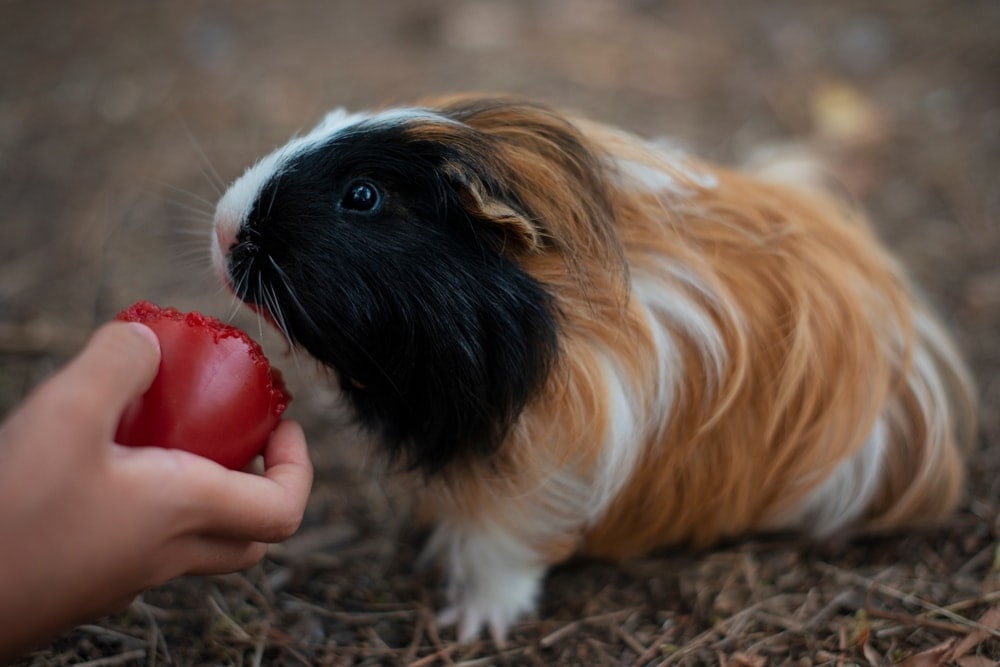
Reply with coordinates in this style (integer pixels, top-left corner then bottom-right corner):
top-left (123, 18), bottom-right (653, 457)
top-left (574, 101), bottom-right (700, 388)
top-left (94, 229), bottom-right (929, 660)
top-left (58, 322), bottom-right (161, 430)
top-left (222, 420), bottom-right (313, 541)
top-left (260, 420), bottom-right (315, 514)
top-left (182, 421), bottom-right (313, 542)
top-left (185, 539), bottom-right (268, 576)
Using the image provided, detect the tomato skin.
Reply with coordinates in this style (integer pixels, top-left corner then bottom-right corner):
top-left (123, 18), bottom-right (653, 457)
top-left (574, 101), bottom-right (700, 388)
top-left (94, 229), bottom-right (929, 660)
top-left (114, 301), bottom-right (291, 470)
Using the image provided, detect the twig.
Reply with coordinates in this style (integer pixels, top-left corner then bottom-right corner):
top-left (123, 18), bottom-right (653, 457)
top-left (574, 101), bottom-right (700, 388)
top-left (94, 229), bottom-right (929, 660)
top-left (539, 619), bottom-right (583, 648)
top-left (73, 649), bottom-right (147, 667)
top-left (140, 599), bottom-right (169, 667)
top-left (816, 562), bottom-right (1000, 639)
top-left (214, 569), bottom-right (276, 609)
top-left (408, 644), bottom-right (459, 667)
top-left (423, 603), bottom-right (457, 667)
top-left (280, 644), bottom-right (315, 667)
top-left (743, 629), bottom-right (795, 657)
top-left (864, 602), bottom-right (974, 635)
top-left (950, 606), bottom-right (1000, 659)
top-left (634, 620), bottom-right (677, 665)
top-left (129, 599), bottom-right (187, 622)
top-left (207, 594), bottom-right (253, 641)
top-left (400, 605), bottom-right (428, 665)
top-left (936, 589), bottom-right (1000, 615)
top-left (654, 595), bottom-right (804, 666)
top-left (752, 611), bottom-right (807, 633)
top-left (539, 609), bottom-right (636, 647)
top-left (617, 625), bottom-right (650, 656)
top-left (654, 623), bottom-right (718, 666)
top-left (453, 647), bottom-right (528, 667)
top-left (956, 543), bottom-right (997, 575)
top-left (251, 637), bottom-right (266, 667)
top-left (75, 624), bottom-right (147, 649)
top-left (284, 595), bottom-right (419, 622)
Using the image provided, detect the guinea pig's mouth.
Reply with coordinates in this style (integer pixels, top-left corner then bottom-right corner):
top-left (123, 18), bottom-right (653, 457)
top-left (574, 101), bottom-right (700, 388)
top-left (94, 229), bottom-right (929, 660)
top-left (222, 236), bottom-right (284, 329)
top-left (231, 273), bottom-right (369, 391)
top-left (222, 245), bottom-right (289, 344)
top-left (222, 240), bottom-right (370, 392)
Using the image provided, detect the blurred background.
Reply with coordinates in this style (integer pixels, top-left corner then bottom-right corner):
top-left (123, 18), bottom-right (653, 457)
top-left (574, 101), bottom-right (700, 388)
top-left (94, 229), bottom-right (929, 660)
top-left (2, 1), bottom-right (998, 664)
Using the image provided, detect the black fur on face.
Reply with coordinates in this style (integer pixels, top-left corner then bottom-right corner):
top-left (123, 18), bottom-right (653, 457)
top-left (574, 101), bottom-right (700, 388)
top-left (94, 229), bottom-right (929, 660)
top-left (226, 120), bottom-right (561, 472)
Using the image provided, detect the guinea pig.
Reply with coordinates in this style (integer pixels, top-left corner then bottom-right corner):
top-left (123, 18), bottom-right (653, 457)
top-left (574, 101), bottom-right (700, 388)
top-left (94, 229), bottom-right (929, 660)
top-left (211, 95), bottom-right (976, 643)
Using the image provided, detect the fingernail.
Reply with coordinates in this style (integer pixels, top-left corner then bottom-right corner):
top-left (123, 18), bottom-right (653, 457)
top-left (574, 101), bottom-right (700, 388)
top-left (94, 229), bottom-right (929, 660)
top-left (127, 322), bottom-right (161, 354)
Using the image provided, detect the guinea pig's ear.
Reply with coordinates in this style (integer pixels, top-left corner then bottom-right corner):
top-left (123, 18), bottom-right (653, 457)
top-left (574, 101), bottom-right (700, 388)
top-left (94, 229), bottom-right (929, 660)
top-left (443, 162), bottom-right (545, 254)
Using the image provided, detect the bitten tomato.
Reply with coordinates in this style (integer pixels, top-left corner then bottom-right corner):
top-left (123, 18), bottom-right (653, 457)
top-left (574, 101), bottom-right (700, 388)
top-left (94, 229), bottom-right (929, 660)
top-left (114, 301), bottom-right (291, 470)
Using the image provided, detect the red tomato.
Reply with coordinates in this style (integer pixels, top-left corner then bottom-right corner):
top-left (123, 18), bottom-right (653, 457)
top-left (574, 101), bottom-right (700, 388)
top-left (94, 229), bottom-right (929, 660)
top-left (114, 301), bottom-right (291, 469)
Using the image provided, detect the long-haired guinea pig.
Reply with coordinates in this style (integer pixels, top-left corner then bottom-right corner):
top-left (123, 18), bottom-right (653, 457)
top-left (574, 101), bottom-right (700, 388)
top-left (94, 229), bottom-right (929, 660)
top-left (211, 95), bottom-right (975, 642)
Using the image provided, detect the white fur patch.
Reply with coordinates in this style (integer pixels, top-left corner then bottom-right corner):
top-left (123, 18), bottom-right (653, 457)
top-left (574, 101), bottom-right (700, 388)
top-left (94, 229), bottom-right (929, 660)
top-left (635, 293), bottom-right (682, 416)
top-left (783, 417), bottom-right (888, 535)
top-left (420, 521), bottom-right (546, 643)
top-left (614, 157), bottom-right (688, 194)
top-left (587, 353), bottom-right (646, 522)
top-left (742, 141), bottom-right (830, 192)
top-left (910, 309), bottom-right (972, 447)
top-left (633, 269), bottom-right (731, 384)
top-left (611, 137), bottom-right (718, 196)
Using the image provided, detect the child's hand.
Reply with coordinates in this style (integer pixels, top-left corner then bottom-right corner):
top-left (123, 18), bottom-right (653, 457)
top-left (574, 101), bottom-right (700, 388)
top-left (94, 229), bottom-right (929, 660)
top-left (0, 322), bottom-right (314, 661)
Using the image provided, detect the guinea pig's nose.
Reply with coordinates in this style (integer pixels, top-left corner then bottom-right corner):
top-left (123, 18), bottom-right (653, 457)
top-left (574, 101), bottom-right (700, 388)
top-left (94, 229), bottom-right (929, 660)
top-left (210, 216), bottom-right (241, 286)
top-left (214, 223), bottom-right (237, 255)
top-left (212, 209), bottom-right (244, 258)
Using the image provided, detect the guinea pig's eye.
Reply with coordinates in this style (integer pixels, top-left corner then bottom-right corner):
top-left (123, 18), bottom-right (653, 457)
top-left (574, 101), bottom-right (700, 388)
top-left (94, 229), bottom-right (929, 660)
top-left (340, 180), bottom-right (382, 213)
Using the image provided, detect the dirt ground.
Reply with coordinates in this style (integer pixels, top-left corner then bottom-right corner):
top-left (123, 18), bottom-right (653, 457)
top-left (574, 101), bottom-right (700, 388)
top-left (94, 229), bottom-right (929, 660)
top-left (2, 1), bottom-right (998, 665)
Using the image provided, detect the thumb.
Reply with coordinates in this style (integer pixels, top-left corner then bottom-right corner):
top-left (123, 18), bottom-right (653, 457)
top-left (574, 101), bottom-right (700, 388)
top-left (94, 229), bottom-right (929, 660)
top-left (61, 321), bottom-right (162, 423)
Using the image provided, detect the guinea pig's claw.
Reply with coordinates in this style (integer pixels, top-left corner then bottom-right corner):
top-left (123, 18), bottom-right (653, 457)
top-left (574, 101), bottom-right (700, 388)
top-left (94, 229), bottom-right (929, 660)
top-left (435, 605), bottom-right (510, 647)
top-left (422, 524), bottom-right (544, 645)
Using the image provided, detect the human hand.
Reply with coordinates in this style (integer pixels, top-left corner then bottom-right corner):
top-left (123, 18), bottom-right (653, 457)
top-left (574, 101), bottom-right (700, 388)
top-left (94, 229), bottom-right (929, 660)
top-left (0, 321), bottom-right (314, 661)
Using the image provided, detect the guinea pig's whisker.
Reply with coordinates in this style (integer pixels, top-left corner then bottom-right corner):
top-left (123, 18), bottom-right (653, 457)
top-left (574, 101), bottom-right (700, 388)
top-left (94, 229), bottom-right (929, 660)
top-left (260, 276), bottom-right (301, 368)
top-left (226, 256), bottom-right (254, 322)
top-left (161, 205), bottom-right (215, 226)
top-left (254, 271), bottom-right (267, 341)
top-left (265, 257), bottom-right (320, 338)
top-left (171, 217), bottom-right (217, 231)
top-left (165, 184), bottom-right (218, 213)
top-left (175, 117), bottom-right (227, 196)
top-left (148, 181), bottom-right (218, 218)
top-left (226, 291), bottom-right (245, 324)
top-left (258, 266), bottom-right (286, 333)
top-left (170, 248), bottom-right (215, 277)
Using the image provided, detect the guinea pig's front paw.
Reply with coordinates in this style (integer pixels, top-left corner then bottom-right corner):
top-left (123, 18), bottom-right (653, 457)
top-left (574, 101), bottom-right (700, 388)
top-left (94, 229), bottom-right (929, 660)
top-left (421, 524), bottom-right (547, 644)
top-left (436, 566), bottom-right (542, 645)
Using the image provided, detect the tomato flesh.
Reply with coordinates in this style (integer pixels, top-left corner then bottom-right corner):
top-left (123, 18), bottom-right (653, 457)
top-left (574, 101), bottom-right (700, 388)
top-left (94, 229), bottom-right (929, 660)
top-left (114, 301), bottom-right (291, 469)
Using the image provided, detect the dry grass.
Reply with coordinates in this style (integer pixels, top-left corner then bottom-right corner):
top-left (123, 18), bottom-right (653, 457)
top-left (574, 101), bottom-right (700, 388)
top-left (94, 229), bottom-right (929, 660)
top-left (22, 515), bottom-right (1000, 665)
